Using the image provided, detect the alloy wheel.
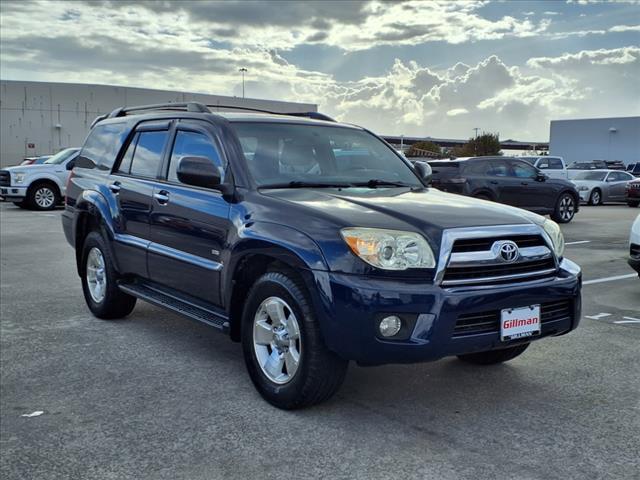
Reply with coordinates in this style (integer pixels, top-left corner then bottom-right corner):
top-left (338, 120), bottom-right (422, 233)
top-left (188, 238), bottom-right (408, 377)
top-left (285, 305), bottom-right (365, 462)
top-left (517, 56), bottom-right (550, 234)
top-left (34, 187), bottom-right (55, 208)
top-left (252, 296), bottom-right (302, 384)
top-left (86, 247), bottom-right (107, 303)
top-left (560, 195), bottom-right (575, 221)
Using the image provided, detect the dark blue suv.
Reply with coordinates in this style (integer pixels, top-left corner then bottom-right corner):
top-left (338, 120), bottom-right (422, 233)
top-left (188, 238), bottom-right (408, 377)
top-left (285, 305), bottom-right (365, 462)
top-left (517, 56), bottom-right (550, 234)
top-left (62, 102), bottom-right (582, 409)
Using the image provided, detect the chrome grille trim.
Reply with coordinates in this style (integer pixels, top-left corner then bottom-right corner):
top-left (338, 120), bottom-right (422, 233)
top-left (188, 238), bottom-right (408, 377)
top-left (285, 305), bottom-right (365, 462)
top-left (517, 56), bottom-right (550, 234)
top-left (435, 224), bottom-right (559, 287)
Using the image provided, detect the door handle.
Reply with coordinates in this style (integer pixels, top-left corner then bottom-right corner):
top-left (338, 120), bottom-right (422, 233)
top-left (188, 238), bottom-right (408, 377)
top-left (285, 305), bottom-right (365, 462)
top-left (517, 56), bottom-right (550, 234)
top-left (154, 190), bottom-right (170, 205)
top-left (521, 182), bottom-right (529, 186)
top-left (490, 180), bottom-right (498, 185)
top-left (109, 182), bottom-right (121, 193)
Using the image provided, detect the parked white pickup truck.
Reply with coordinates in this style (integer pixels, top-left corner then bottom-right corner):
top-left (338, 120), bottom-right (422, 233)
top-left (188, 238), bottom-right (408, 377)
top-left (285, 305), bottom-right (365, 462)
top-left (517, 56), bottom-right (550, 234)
top-left (518, 156), bottom-right (568, 180)
top-left (0, 148), bottom-right (80, 210)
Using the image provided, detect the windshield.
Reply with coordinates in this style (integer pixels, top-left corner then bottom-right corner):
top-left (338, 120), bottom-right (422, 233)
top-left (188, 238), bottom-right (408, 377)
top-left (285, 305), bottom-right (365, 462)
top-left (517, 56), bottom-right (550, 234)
top-left (574, 171), bottom-right (607, 181)
top-left (44, 148), bottom-right (78, 165)
top-left (230, 122), bottom-right (422, 188)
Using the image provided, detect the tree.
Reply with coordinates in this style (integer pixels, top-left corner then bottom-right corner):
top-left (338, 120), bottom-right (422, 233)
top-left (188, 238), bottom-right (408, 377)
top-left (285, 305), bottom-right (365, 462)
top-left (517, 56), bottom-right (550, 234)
top-left (406, 141), bottom-right (442, 158)
top-left (452, 133), bottom-right (502, 157)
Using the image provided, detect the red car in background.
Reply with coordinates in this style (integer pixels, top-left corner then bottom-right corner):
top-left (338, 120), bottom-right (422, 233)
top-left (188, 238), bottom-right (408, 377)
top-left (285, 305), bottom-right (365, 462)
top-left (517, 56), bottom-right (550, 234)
top-left (626, 178), bottom-right (640, 207)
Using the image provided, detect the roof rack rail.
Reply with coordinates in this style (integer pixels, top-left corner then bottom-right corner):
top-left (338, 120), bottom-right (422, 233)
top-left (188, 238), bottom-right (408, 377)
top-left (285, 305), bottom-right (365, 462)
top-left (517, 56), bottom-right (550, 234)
top-left (107, 101), bottom-right (211, 119)
top-left (207, 104), bottom-right (335, 122)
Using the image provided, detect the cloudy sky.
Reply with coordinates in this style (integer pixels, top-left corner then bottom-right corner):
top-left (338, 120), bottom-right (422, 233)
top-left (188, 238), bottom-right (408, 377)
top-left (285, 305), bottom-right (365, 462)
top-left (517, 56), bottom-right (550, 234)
top-left (1, 0), bottom-right (639, 141)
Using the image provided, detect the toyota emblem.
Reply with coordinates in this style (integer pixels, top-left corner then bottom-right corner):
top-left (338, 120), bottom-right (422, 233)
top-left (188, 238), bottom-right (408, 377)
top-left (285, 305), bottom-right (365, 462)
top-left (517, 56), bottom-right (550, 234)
top-left (496, 241), bottom-right (519, 263)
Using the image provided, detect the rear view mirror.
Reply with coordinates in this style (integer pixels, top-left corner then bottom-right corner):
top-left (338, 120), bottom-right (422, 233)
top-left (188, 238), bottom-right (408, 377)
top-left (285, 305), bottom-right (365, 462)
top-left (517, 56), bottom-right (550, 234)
top-left (177, 156), bottom-right (221, 189)
top-left (413, 161), bottom-right (432, 184)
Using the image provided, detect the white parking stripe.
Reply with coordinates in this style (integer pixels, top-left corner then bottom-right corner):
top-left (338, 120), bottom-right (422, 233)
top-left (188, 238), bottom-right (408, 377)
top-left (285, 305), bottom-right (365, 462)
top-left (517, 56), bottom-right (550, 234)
top-left (585, 313), bottom-right (612, 320)
top-left (614, 320), bottom-right (640, 324)
top-left (583, 274), bottom-right (637, 285)
top-left (565, 240), bottom-right (591, 245)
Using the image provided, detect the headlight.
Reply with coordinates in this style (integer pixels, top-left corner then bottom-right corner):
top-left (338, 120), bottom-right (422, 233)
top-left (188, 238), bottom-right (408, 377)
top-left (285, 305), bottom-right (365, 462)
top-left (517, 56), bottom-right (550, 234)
top-left (541, 219), bottom-right (565, 258)
top-left (13, 172), bottom-right (26, 183)
top-left (341, 228), bottom-right (435, 270)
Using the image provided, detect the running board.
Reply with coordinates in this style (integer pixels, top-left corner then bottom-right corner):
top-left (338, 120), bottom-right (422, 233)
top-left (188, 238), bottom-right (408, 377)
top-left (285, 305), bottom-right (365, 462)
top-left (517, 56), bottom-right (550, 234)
top-left (118, 282), bottom-right (230, 333)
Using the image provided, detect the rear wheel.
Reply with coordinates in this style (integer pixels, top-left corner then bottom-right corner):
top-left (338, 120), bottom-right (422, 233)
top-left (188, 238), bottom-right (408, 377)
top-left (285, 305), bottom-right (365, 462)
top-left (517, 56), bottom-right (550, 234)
top-left (27, 182), bottom-right (60, 210)
top-left (242, 270), bottom-right (348, 409)
top-left (473, 193), bottom-right (492, 201)
top-left (81, 231), bottom-right (136, 319)
top-left (457, 344), bottom-right (529, 365)
top-left (551, 193), bottom-right (576, 223)
top-left (588, 188), bottom-right (602, 206)
top-left (627, 201), bottom-right (639, 208)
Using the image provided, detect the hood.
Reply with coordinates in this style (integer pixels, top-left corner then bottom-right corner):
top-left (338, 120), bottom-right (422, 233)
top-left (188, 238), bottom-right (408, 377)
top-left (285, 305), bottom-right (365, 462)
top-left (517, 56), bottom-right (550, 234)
top-left (3, 163), bottom-right (56, 172)
top-left (263, 187), bottom-right (537, 235)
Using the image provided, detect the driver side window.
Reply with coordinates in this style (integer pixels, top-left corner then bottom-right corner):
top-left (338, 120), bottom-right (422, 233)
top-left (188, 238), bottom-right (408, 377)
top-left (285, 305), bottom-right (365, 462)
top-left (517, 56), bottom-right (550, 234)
top-left (168, 131), bottom-right (224, 184)
top-left (511, 161), bottom-right (537, 178)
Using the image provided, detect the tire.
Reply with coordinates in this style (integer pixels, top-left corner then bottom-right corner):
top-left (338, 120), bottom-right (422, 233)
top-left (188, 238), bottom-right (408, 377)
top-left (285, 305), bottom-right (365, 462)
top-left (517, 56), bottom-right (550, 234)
top-left (551, 192), bottom-right (576, 223)
top-left (588, 188), bottom-right (602, 206)
top-left (241, 270), bottom-right (348, 409)
top-left (12, 201), bottom-right (27, 208)
top-left (26, 182), bottom-right (60, 210)
top-left (627, 201), bottom-right (639, 208)
top-left (457, 343), bottom-right (529, 365)
top-left (80, 231), bottom-right (136, 319)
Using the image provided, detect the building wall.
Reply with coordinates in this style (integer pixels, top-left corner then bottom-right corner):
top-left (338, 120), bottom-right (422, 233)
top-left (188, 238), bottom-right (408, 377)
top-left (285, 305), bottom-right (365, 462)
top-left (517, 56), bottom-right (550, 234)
top-left (0, 80), bottom-right (317, 167)
top-left (550, 116), bottom-right (640, 165)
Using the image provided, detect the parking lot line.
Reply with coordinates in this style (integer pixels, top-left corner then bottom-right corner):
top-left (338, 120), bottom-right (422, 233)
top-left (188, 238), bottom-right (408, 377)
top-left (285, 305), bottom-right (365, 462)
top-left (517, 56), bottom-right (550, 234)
top-left (583, 273), bottom-right (637, 285)
top-left (565, 240), bottom-right (591, 245)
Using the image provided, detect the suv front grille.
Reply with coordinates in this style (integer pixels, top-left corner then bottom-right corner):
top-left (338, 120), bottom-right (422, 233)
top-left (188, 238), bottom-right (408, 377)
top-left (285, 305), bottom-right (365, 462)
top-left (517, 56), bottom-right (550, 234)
top-left (0, 171), bottom-right (10, 187)
top-left (442, 234), bottom-right (557, 286)
top-left (453, 300), bottom-right (572, 337)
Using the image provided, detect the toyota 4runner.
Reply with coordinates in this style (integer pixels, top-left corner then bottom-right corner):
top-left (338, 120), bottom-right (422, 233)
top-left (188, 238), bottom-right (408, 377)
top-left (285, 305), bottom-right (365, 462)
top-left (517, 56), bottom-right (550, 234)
top-left (62, 102), bottom-right (582, 409)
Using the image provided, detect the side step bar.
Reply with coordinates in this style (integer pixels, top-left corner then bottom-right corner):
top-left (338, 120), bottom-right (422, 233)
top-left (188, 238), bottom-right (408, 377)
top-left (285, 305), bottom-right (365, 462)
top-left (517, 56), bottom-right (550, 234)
top-left (118, 282), bottom-right (230, 333)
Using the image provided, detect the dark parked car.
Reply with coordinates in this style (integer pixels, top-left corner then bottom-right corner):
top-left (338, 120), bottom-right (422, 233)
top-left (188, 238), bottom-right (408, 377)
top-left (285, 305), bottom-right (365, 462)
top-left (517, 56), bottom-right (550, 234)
top-left (62, 102), bottom-right (581, 409)
top-left (429, 157), bottom-right (579, 223)
top-left (627, 178), bottom-right (640, 207)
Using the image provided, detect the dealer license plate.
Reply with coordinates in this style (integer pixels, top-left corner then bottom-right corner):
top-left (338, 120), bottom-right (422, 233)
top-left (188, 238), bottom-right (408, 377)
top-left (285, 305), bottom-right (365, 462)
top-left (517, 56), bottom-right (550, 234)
top-left (500, 305), bottom-right (541, 341)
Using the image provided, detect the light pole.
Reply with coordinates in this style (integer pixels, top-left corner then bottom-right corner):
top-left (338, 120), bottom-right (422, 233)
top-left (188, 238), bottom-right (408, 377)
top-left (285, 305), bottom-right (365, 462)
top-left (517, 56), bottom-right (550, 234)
top-left (473, 127), bottom-right (480, 138)
top-left (238, 67), bottom-right (248, 98)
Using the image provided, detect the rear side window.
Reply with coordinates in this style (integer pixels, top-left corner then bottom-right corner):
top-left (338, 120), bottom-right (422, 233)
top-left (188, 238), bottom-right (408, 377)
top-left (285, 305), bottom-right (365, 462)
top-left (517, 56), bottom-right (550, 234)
top-left (78, 122), bottom-right (128, 170)
top-left (117, 133), bottom-right (138, 174)
top-left (129, 131), bottom-right (169, 178)
top-left (463, 161), bottom-right (488, 175)
top-left (167, 131), bottom-right (224, 183)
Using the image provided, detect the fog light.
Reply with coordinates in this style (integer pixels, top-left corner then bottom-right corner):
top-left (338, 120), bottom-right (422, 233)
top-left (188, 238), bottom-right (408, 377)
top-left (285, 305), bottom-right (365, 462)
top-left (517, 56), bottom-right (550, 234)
top-left (379, 315), bottom-right (402, 337)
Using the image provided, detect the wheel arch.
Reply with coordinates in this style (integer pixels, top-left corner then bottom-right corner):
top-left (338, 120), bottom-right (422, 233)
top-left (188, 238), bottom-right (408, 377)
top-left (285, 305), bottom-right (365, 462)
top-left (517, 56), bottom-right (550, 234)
top-left (73, 190), bottom-right (118, 276)
top-left (224, 238), bottom-right (326, 342)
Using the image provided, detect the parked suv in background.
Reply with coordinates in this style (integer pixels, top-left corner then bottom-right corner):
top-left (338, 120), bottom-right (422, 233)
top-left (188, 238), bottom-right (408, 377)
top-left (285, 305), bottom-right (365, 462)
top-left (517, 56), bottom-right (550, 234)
top-left (518, 156), bottom-right (568, 179)
top-left (429, 157), bottom-right (579, 223)
top-left (62, 103), bottom-right (581, 409)
top-left (0, 147), bottom-right (80, 210)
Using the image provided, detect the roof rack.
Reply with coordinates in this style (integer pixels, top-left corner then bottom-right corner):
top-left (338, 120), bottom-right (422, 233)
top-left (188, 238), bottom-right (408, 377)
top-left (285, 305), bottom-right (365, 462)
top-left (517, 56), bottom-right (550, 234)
top-left (107, 101), bottom-right (211, 119)
top-left (207, 104), bottom-right (335, 122)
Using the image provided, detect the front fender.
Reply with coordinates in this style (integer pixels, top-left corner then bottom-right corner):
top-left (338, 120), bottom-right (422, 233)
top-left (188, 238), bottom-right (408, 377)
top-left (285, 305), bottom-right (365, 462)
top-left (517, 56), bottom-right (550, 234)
top-left (25, 172), bottom-right (65, 192)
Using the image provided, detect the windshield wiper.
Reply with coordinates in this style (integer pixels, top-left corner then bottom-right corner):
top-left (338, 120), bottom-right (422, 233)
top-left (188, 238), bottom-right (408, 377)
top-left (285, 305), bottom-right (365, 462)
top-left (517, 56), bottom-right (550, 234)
top-left (261, 181), bottom-right (353, 189)
top-left (353, 179), bottom-right (419, 189)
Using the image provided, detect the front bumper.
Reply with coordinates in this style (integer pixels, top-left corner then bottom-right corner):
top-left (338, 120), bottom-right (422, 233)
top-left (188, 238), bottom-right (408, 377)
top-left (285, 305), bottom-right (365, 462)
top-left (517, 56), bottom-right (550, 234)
top-left (0, 186), bottom-right (27, 201)
top-left (311, 258), bottom-right (582, 365)
top-left (578, 190), bottom-right (590, 203)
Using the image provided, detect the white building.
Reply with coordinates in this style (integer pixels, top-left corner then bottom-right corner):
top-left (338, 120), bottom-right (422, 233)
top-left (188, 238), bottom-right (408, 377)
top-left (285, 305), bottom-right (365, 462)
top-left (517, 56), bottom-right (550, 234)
top-left (0, 80), bottom-right (317, 167)
top-left (549, 116), bottom-right (640, 166)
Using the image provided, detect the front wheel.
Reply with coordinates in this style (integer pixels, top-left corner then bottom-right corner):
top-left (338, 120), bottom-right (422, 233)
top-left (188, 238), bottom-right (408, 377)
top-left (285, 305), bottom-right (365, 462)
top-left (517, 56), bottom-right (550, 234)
top-left (81, 231), bottom-right (136, 319)
top-left (27, 182), bottom-right (60, 210)
top-left (457, 344), bottom-right (529, 365)
top-left (242, 270), bottom-right (348, 409)
top-left (588, 189), bottom-right (602, 206)
top-left (551, 193), bottom-right (576, 223)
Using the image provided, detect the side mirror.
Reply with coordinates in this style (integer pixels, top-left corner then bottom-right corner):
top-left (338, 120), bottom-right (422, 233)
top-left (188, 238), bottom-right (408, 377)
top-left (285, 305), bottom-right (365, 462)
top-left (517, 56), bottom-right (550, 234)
top-left (177, 156), bottom-right (222, 189)
top-left (535, 172), bottom-right (547, 182)
top-left (66, 159), bottom-right (76, 170)
top-left (413, 161), bottom-right (432, 184)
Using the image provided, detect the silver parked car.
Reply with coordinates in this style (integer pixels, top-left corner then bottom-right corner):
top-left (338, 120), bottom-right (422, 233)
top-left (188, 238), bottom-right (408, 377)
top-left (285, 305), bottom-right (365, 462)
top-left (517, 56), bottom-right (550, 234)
top-left (571, 169), bottom-right (636, 205)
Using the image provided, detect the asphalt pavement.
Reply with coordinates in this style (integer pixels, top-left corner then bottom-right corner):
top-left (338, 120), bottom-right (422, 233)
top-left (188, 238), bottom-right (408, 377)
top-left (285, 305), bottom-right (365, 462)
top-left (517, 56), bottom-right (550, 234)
top-left (1, 202), bottom-right (638, 480)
